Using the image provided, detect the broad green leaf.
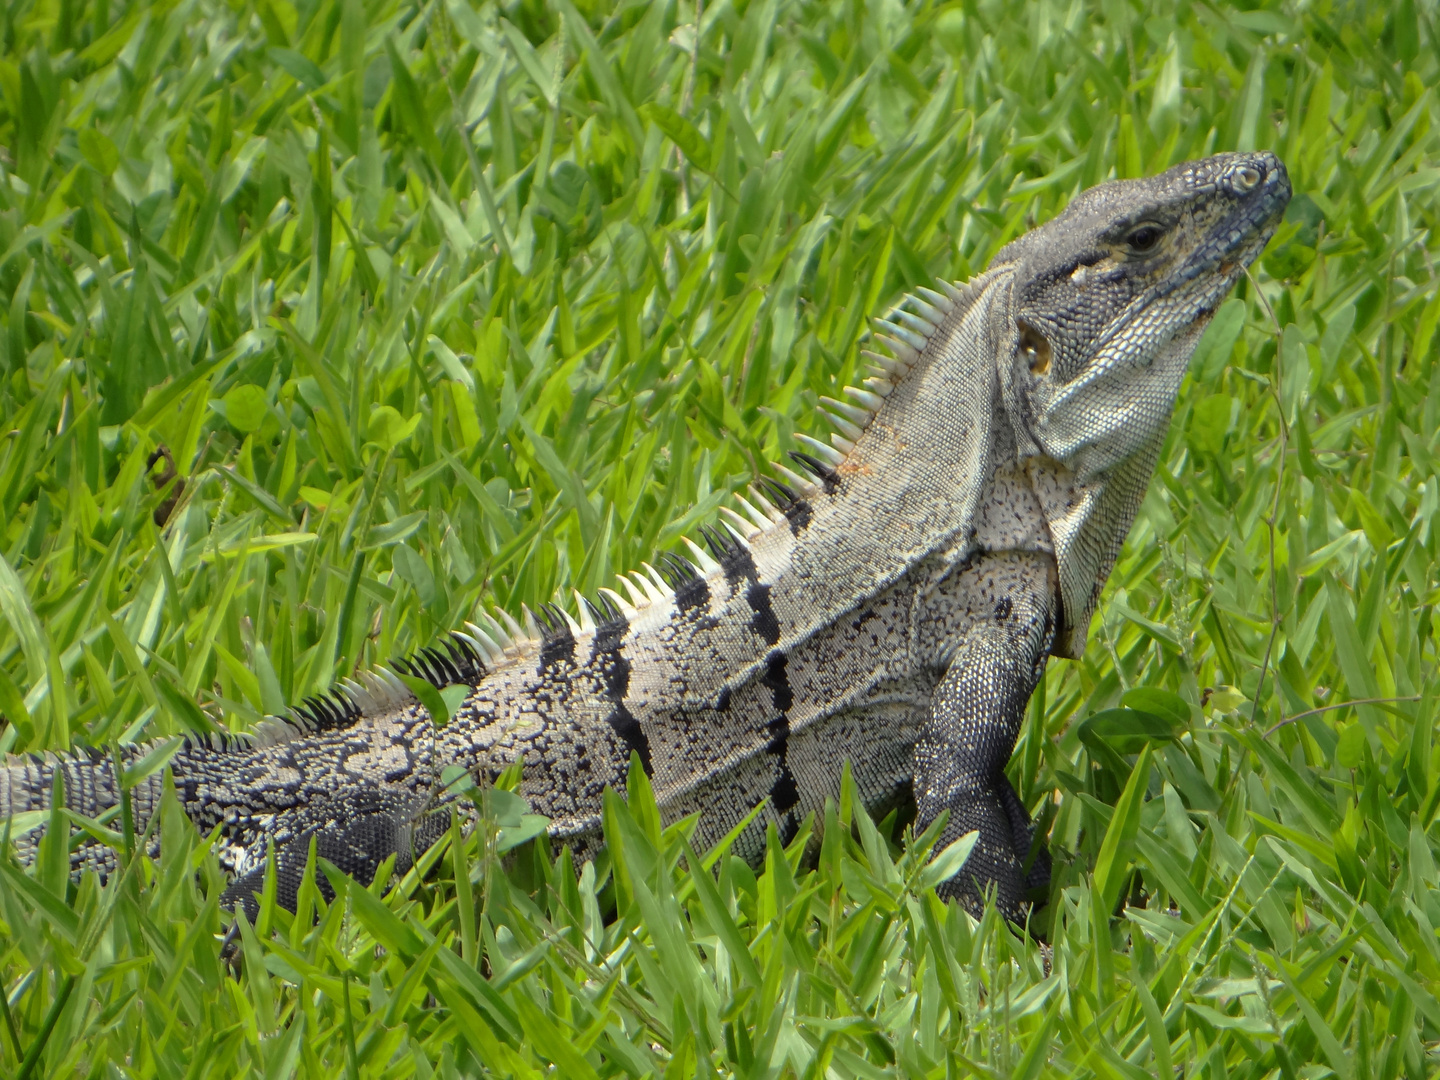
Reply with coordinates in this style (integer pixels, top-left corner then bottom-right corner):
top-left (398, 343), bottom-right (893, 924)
top-left (218, 385), bottom-right (269, 434)
top-left (1079, 708), bottom-right (1179, 755)
top-left (396, 672), bottom-right (449, 727)
top-left (268, 47), bottom-right (326, 90)
top-left (78, 128), bottom-right (118, 174)
top-left (918, 830), bottom-right (978, 891)
top-left (640, 103), bottom-right (711, 172)
top-left (367, 405), bottom-right (422, 449)
top-left (1192, 300), bottom-right (1245, 382)
top-left (1094, 745), bottom-right (1153, 916)
top-left (1120, 687), bottom-right (1192, 729)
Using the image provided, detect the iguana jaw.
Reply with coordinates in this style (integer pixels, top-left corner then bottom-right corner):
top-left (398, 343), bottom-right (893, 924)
top-left (1152, 153), bottom-right (1292, 316)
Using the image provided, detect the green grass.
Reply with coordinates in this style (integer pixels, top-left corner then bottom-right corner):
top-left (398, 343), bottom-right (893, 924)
top-left (0, 0), bottom-right (1438, 1074)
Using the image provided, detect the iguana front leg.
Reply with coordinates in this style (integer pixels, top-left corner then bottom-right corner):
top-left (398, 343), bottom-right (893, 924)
top-left (915, 561), bottom-right (1056, 922)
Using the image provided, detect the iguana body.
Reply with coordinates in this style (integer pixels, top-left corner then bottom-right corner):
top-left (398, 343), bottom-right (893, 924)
top-left (1, 152), bottom-right (1290, 921)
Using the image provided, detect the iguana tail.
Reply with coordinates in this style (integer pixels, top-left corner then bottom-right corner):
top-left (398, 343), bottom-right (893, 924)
top-left (1, 745), bottom-right (168, 875)
top-left (2, 747), bottom-right (116, 819)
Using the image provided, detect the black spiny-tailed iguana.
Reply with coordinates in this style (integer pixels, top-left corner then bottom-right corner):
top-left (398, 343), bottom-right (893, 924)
top-left (0, 152), bottom-right (1291, 922)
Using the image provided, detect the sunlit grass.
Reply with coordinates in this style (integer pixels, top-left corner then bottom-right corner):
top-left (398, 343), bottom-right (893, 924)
top-left (0, 0), bottom-right (1438, 1074)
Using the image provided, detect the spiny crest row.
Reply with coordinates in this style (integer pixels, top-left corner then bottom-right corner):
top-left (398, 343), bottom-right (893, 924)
top-left (245, 282), bottom-right (970, 739)
top-left (447, 284), bottom-right (968, 645)
top-left (4, 282), bottom-right (971, 763)
top-left (423, 281), bottom-right (969, 654)
top-left (799, 280), bottom-right (970, 470)
top-left (703, 279), bottom-right (970, 552)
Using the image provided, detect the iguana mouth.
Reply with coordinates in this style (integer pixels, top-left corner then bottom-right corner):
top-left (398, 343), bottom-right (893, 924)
top-left (1167, 159), bottom-right (1291, 302)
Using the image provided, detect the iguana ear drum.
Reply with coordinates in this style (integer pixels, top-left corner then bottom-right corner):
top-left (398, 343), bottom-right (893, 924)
top-left (1018, 320), bottom-right (1051, 375)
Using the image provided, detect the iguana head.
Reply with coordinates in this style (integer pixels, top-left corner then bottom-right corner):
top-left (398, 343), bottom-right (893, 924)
top-left (991, 151), bottom-right (1291, 657)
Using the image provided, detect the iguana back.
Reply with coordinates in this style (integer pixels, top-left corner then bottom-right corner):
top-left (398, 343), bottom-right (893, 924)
top-left (0, 151), bottom-right (1290, 921)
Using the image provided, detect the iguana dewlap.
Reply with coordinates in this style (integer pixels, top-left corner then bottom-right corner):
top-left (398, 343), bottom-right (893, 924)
top-left (1, 152), bottom-right (1290, 922)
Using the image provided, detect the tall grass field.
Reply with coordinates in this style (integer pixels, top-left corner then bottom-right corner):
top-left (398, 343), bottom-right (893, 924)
top-left (0, 0), bottom-right (1438, 1075)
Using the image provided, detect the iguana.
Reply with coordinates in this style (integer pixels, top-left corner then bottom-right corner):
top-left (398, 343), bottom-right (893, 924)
top-left (0, 151), bottom-right (1290, 923)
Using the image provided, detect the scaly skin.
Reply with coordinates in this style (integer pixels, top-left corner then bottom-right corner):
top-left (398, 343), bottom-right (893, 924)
top-left (0, 152), bottom-right (1291, 922)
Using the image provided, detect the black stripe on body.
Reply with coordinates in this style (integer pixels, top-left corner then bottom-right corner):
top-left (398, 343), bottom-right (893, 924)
top-left (675, 575), bottom-right (711, 613)
top-left (661, 553), bottom-right (712, 614)
top-left (783, 498), bottom-right (813, 534)
top-left (757, 479), bottom-right (813, 536)
top-left (538, 605), bottom-right (577, 670)
top-left (702, 525), bottom-right (754, 594)
top-left (590, 610), bottom-right (653, 775)
top-left (700, 525), bottom-right (781, 643)
top-left (747, 582), bottom-right (781, 645)
top-left (761, 650), bottom-right (800, 842)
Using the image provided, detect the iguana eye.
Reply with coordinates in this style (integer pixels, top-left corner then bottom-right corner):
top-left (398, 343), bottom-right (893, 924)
top-left (1125, 224), bottom-right (1164, 253)
top-left (1018, 320), bottom-right (1051, 375)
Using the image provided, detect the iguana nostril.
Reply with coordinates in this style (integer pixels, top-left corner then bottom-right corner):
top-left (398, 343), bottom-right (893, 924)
top-left (1234, 165), bottom-right (1263, 191)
